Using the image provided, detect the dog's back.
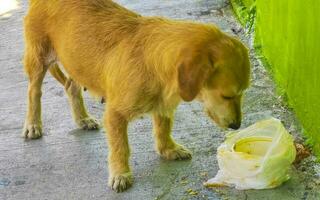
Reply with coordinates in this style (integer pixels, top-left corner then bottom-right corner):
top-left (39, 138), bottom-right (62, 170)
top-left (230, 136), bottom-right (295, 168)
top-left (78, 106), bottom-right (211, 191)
top-left (25, 0), bottom-right (142, 96)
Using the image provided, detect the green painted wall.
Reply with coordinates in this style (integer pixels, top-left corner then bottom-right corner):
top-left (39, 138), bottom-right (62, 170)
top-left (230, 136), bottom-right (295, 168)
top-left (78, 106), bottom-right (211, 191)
top-left (231, 0), bottom-right (320, 157)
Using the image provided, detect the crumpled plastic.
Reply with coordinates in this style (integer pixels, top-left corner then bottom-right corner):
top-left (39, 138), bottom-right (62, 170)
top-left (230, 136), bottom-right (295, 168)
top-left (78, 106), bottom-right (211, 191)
top-left (205, 118), bottom-right (296, 190)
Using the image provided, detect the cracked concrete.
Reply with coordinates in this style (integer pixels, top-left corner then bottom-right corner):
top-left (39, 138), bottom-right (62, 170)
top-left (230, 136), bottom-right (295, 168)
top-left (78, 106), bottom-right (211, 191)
top-left (0, 0), bottom-right (319, 199)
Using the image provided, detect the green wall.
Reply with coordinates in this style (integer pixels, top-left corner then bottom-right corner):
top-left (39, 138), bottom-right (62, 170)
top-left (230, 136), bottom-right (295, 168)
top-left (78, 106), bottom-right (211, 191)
top-left (231, 0), bottom-right (320, 157)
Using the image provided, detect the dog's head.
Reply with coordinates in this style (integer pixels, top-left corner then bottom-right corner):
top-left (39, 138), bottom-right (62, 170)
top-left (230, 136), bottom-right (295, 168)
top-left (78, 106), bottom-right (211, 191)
top-left (178, 34), bottom-right (250, 130)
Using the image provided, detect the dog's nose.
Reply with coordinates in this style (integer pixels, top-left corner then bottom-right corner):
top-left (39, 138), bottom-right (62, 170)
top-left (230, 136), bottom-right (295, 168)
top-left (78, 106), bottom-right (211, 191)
top-left (228, 122), bottom-right (241, 130)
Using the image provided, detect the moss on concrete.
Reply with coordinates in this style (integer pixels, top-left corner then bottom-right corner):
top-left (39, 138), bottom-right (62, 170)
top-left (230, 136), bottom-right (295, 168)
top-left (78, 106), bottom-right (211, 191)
top-left (231, 0), bottom-right (320, 158)
top-left (230, 0), bottom-right (256, 31)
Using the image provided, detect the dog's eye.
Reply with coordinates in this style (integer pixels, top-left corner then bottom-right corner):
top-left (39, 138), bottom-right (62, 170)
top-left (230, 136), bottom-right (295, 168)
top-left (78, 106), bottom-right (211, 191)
top-left (222, 96), bottom-right (234, 100)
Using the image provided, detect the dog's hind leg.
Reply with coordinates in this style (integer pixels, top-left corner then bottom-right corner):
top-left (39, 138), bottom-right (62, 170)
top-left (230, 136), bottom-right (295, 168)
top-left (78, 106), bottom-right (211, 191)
top-left (49, 64), bottom-right (100, 130)
top-left (23, 36), bottom-right (49, 139)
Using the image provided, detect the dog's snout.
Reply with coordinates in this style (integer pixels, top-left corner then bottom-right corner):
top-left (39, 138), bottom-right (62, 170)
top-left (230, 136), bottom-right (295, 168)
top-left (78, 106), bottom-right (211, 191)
top-left (228, 122), bottom-right (241, 130)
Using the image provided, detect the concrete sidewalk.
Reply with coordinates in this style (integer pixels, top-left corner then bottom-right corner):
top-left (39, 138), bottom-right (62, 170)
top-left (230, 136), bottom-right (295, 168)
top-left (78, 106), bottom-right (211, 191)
top-left (0, 0), bottom-right (319, 199)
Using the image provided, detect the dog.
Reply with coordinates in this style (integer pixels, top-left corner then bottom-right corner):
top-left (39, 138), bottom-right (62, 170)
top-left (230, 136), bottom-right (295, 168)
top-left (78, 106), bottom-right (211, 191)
top-left (23, 0), bottom-right (250, 192)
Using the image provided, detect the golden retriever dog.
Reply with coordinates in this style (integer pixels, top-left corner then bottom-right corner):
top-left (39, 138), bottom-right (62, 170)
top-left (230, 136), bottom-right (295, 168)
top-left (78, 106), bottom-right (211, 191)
top-left (23, 0), bottom-right (250, 192)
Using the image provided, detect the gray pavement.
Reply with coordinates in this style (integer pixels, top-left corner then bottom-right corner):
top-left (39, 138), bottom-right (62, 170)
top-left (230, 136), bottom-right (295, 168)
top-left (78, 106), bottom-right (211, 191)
top-left (0, 0), bottom-right (320, 200)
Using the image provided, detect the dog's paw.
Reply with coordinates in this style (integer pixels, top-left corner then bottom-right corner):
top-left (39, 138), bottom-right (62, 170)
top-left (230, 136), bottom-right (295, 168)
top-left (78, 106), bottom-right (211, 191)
top-left (108, 172), bottom-right (133, 193)
top-left (158, 144), bottom-right (192, 160)
top-left (22, 124), bottom-right (42, 139)
top-left (77, 117), bottom-right (100, 130)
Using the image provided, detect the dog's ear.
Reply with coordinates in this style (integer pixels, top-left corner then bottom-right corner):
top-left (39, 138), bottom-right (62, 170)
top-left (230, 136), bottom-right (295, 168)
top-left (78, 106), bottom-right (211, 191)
top-left (178, 52), bottom-right (213, 102)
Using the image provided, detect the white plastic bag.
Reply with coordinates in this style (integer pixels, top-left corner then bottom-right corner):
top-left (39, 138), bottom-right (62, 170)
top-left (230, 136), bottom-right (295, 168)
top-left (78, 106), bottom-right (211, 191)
top-left (205, 118), bottom-right (296, 190)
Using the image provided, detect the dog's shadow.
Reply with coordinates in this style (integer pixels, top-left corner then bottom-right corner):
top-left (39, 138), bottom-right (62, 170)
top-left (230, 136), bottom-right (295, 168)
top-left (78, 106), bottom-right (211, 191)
top-left (68, 128), bottom-right (103, 142)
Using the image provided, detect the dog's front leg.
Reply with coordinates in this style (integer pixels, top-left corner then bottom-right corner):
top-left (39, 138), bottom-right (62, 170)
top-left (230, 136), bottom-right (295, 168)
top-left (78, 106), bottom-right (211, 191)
top-left (153, 113), bottom-right (192, 160)
top-left (105, 108), bottom-right (132, 192)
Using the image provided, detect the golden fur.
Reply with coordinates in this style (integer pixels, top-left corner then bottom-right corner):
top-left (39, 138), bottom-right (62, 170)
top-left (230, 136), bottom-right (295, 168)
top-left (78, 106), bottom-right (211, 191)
top-left (23, 0), bottom-right (250, 192)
